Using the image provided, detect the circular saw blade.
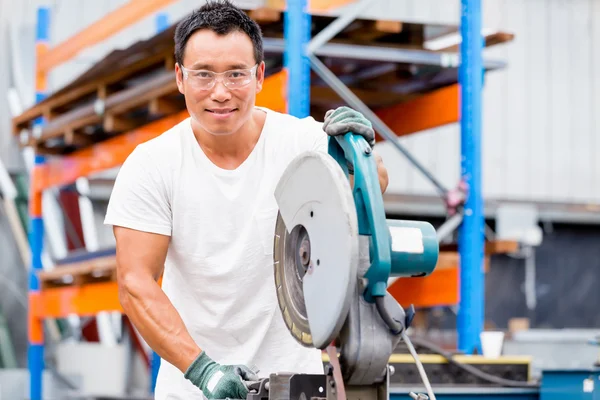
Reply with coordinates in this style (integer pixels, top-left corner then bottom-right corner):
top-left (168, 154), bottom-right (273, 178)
top-left (273, 151), bottom-right (358, 349)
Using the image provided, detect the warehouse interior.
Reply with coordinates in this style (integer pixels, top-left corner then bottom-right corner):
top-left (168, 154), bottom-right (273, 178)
top-left (1, 0), bottom-right (599, 399)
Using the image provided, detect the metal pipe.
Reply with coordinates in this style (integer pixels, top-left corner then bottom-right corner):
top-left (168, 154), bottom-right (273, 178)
top-left (309, 54), bottom-right (449, 198)
top-left (263, 38), bottom-right (507, 70)
top-left (29, 8), bottom-right (50, 400)
top-left (284, 0), bottom-right (311, 118)
top-left (305, 0), bottom-right (376, 55)
top-left (457, 0), bottom-right (485, 355)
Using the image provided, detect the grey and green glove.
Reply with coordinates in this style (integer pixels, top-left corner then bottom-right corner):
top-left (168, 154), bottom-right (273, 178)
top-left (322, 106), bottom-right (375, 147)
top-left (185, 351), bottom-right (258, 399)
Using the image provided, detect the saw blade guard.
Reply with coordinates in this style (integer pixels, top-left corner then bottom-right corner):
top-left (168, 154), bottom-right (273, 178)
top-left (273, 151), bottom-right (359, 349)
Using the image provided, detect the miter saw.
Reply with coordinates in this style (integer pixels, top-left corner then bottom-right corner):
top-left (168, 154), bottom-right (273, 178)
top-left (251, 133), bottom-right (440, 400)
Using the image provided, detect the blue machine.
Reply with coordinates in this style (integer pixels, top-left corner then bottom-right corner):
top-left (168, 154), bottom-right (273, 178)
top-left (390, 368), bottom-right (600, 400)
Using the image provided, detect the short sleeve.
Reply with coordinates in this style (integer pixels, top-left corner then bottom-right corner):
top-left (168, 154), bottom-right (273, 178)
top-left (311, 129), bottom-right (329, 153)
top-left (104, 145), bottom-right (172, 236)
top-left (303, 117), bottom-right (329, 153)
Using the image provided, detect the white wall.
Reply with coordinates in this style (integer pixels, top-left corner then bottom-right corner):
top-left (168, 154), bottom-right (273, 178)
top-left (376, 0), bottom-right (600, 205)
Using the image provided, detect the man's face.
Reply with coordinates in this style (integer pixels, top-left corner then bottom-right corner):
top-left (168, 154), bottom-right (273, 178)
top-left (176, 29), bottom-right (265, 136)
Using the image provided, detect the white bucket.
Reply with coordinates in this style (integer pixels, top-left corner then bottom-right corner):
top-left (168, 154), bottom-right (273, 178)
top-left (480, 331), bottom-right (505, 358)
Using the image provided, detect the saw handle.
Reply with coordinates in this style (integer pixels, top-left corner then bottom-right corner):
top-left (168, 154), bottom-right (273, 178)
top-left (328, 133), bottom-right (392, 301)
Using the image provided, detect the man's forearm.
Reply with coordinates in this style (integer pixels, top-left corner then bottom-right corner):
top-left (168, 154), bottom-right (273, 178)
top-left (118, 273), bottom-right (201, 373)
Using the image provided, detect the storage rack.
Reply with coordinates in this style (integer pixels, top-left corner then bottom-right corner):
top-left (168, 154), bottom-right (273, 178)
top-left (285, 0), bottom-right (485, 354)
top-left (26, 3), bottom-right (178, 398)
top-left (16, 1), bottom-right (510, 398)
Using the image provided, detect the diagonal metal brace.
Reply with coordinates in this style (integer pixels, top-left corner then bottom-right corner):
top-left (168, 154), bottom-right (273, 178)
top-left (302, 1), bottom-right (450, 198)
top-left (306, 0), bottom-right (376, 54)
top-left (308, 54), bottom-right (449, 198)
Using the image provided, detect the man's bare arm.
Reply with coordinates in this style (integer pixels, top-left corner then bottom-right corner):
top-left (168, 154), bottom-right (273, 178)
top-left (114, 226), bottom-right (200, 373)
top-left (374, 150), bottom-right (389, 194)
top-left (348, 150), bottom-right (389, 194)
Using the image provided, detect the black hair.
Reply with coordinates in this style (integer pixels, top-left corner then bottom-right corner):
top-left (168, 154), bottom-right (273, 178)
top-left (174, 0), bottom-right (264, 67)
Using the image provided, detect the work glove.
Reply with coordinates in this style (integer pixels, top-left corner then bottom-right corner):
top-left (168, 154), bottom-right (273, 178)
top-left (185, 351), bottom-right (258, 399)
top-left (322, 106), bottom-right (375, 147)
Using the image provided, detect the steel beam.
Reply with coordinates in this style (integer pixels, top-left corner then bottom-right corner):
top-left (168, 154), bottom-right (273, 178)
top-left (457, 0), bottom-right (485, 355)
top-left (263, 38), bottom-right (506, 70)
top-left (28, 8), bottom-right (49, 400)
top-left (284, 0), bottom-right (311, 117)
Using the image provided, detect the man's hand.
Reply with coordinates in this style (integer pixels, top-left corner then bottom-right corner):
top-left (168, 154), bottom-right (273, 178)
top-left (323, 106), bottom-right (375, 147)
top-left (185, 351), bottom-right (258, 399)
top-left (323, 106), bottom-right (388, 193)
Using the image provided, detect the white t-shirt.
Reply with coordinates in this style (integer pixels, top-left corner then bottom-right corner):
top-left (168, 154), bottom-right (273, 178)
top-left (104, 107), bottom-right (328, 399)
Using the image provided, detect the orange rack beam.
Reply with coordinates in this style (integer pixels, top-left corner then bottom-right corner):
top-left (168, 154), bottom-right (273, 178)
top-left (37, 0), bottom-right (177, 74)
top-left (31, 282), bottom-right (122, 319)
top-left (389, 252), bottom-right (491, 309)
top-left (376, 84), bottom-right (460, 137)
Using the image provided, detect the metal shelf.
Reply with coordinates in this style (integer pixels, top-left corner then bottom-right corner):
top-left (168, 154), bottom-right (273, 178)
top-left (21, 1), bottom-right (499, 398)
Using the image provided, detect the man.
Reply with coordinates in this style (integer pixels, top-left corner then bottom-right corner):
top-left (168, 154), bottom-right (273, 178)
top-left (104, 1), bottom-right (389, 399)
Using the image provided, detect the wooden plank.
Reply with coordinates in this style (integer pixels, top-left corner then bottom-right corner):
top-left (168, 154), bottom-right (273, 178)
top-left (438, 32), bottom-right (515, 52)
top-left (104, 71), bottom-right (177, 116)
top-left (37, 0), bottom-right (177, 74)
top-left (438, 240), bottom-right (519, 255)
top-left (14, 49), bottom-right (174, 133)
top-left (38, 256), bottom-right (116, 281)
top-left (38, 256), bottom-right (117, 289)
top-left (435, 251), bottom-right (458, 270)
top-left (265, 0), bottom-right (355, 12)
top-left (35, 71), bottom-right (178, 144)
top-left (375, 84), bottom-right (459, 137)
top-left (248, 7), bottom-right (281, 23)
top-left (149, 98), bottom-right (181, 116)
top-left (29, 72), bottom-right (285, 178)
top-left (103, 115), bottom-right (137, 132)
top-left (485, 240), bottom-right (519, 254)
top-left (375, 20), bottom-right (403, 34)
top-left (64, 130), bottom-right (94, 147)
